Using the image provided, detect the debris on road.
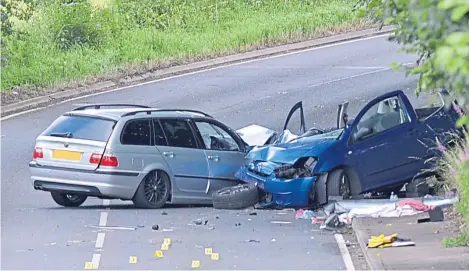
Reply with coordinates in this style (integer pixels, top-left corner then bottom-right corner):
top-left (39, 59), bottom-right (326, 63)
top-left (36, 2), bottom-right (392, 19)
top-left (161, 211), bottom-right (168, 215)
top-left (316, 195), bottom-right (459, 230)
top-left (192, 218), bottom-right (209, 226)
top-left (296, 209), bottom-right (316, 219)
top-left (88, 225), bottom-right (138, 231)
top-left (271, 221), bottom-right (292, 224)
top-left (152, 225), bottom-right (159, 231)
top-left (367, 233), bottom-right (415, 248)
top-left (242, 239), bottom-right (260, 243)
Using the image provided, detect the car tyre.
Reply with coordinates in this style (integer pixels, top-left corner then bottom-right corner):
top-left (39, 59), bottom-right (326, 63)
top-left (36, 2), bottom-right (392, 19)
top-left (212, 183), bottom-right (259, 210)
top-left (51, 192), bottom-right (87, 207)
top-left (132, 170), bottom-right (171, 209)
top-left (327, 169), bottom-right (351, 198)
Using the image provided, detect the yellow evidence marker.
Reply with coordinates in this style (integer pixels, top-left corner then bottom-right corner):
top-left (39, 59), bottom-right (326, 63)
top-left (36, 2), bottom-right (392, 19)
top-left (129, 256), bottom-right (138, 264)
top-left (84, 262), bottom-right (94, 269)
top-left (161, 243), bottom-right (169, 251)
top-left (164, 238), bottom-right (172, 245)
top-left (211, 253), bottom-right (220, 261)
top-left (204, 248), bottom-right (213, 255)
top-left (191, 260), bottom-right (201, 268)
top-left (154, 250), bottom-right (164, 258)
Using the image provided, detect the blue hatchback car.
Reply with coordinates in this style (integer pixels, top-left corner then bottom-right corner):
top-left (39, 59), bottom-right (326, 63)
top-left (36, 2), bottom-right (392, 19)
top-left (235, 90), bottom-right (463, 208)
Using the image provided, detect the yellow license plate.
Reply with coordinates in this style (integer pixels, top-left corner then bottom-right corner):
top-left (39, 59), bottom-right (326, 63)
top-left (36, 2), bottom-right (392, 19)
top-left (52, 150), bottom-right (82, 161)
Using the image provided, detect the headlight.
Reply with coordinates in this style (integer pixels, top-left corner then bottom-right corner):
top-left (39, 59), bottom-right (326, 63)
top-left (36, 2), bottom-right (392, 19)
top-left (273, 157), bottom-right (317, 179)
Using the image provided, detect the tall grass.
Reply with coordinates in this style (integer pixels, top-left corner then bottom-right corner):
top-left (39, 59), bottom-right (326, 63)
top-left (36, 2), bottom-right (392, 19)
top-left (438, 133), bottom-right (469, 246)
top-left (1, 0), bottom-right (365, 92)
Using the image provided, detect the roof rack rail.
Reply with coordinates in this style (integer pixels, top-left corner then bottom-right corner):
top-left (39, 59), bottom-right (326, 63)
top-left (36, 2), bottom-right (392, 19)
top-left (121, 109), bottom-right (213, 118)
top-left (72, 104), bottom-right (151, 111)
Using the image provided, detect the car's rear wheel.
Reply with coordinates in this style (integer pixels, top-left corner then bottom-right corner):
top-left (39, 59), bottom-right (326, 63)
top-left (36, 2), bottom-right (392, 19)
top-left (212, 183), bottom-right (259, 209)
top-left (327, 169), bottom-right (351, 199)
top-left (51, 192), bottom-right (87, 207)
top-left (132, 170), bottom-right (171, 209)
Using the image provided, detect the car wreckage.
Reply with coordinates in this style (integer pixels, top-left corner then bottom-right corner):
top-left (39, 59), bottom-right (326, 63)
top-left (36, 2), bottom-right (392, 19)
top-left (227, 89), bottom-right (465, 209)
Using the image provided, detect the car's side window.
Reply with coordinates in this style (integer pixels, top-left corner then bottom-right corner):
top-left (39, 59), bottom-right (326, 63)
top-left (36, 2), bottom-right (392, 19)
top-left (121, 119), bottom-right (152, 146)
top-left (159, 119), bottom-right (198, 148)
top-left (353, 95), bottom-right (410, 141)
top-left (152, 119), bottom-right (168, 146)
top-left (194, 121), bottom-right (240, 151)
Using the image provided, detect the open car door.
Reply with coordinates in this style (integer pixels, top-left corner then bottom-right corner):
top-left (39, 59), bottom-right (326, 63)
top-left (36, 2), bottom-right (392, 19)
top-left (283, 101), bottom-right (306, 135)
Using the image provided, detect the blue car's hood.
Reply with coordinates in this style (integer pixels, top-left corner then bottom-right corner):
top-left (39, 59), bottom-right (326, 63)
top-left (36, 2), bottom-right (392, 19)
top-left (246, 131), bottom-right (340, 164)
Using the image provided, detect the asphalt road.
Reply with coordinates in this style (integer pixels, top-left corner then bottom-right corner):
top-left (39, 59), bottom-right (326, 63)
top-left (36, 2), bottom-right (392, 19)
top-left (1, 35), bottom-right (427, 270)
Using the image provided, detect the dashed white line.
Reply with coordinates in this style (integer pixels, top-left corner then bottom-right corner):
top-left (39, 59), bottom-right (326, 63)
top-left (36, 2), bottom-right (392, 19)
top-left (99, 212), bottom-right (108, 227)
top-left (86, 200), bottom-right (110, 269)
top-left (91, 254), bottom-right (101, 270)
top-left (95, 233), bottom-right (105, 249)
top-left (335, 233), bottom-right (355, 271)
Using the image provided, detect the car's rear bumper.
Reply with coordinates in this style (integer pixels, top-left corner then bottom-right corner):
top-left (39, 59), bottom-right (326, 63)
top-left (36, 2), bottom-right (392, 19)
top-left (235, 165), bottom-right (318, 208)
top-left (29, 161), bottom-right (142, 200)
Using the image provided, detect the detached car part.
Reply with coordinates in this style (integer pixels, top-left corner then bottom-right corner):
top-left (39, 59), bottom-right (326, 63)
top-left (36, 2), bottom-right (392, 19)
top-left (212, 183), bottom-right (260, 210)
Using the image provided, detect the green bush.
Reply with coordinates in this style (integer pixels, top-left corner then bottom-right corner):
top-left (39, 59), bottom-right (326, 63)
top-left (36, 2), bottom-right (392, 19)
top-left (1, 0), bottom-right (364, 91)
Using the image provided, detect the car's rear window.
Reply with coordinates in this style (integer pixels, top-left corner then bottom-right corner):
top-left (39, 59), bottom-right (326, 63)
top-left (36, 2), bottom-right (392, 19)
top-left (42, 115), bottom-right (115, 142)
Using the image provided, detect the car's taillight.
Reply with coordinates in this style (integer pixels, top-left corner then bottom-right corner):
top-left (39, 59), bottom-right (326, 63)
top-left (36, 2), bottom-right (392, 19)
top-left (33, 147), bottom-right (43, 159)
top-left (89, 153), bottom-right (102, 164)
top-left (89, 152), bottom-right (119, 167)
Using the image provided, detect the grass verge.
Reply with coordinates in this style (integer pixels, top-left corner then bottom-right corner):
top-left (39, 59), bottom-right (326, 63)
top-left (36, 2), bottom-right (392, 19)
top-left (1, 0), bottom-right (370, 103)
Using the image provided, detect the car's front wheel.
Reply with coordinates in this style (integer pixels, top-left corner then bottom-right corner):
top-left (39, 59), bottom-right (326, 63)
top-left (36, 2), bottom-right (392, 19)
top-left (327, 169), bottom-right (351, 199)
top-left (51, 192), bottom-right (87, 207)
top-left (132, 170), bottom-right (171, 209)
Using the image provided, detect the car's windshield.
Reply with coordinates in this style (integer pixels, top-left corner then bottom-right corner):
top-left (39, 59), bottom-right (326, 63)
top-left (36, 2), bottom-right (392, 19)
top-left (42, 115), bottom-right (115, 142)
top-left (285, 128), bottom-right (344, 144)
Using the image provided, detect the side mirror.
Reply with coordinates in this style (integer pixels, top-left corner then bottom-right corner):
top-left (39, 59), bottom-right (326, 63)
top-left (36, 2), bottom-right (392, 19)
top-left (354, 127), bottom-right (372, 142)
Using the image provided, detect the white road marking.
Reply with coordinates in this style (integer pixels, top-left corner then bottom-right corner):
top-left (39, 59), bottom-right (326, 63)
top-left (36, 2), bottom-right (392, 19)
top-left (308, 61), bottom-right (414, 89)
top-left (1, 33), bottom-right (391, 121)
top-left (308, 67), bottom-right (390, 88)
top-left (99, 212), bottom-right (108, 227)
top-left (91, 254), bottom-right (101, 270)
top-left (86, 200), bottom-right (110, 269)
top-left (335, 234), bottom-right (355, 271)
top-left (95, 233), bottom-right (105, 249)
top-left (332, 65), bottom-right (388, 70)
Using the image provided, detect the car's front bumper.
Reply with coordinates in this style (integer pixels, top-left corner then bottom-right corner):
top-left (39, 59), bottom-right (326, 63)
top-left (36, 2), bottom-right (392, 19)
top-left (235, 165), bottom-right (318, 208)
top-left (29, 161), bottom-right (142, 200)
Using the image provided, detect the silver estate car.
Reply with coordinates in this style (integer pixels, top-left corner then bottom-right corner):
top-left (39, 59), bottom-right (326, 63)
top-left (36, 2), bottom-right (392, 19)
top-left (30, 104), bottom-right (254, 208)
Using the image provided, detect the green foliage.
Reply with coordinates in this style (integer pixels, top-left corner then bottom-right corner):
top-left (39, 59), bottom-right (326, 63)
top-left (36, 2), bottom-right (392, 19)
top-left (1, 0), bottom-right (364, 90)
top-left (443, 231), bottom-right (469, 247)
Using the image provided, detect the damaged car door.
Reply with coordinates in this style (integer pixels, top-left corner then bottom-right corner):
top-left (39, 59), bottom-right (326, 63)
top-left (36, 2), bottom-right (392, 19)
top-left (283, 101), bottom-right (306, 135)
top-left (344, 91), bottom-right (428, 192)
top-left (192, 119), bottom-right (249, 195)
top-left (156, 118), bottom-right (210, 199)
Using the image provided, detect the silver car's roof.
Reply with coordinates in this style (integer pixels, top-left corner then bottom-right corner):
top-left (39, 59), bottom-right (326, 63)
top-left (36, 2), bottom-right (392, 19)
top-left (64, 108), bottom-right (211, 121)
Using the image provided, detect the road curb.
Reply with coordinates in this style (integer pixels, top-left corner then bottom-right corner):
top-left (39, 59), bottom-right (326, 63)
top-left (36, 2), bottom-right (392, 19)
top-left (351, 219), bottom-right (386, 271)
top-left (1, 25), bottom-right (395, 118)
